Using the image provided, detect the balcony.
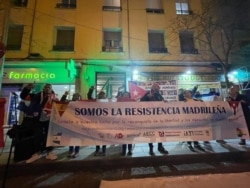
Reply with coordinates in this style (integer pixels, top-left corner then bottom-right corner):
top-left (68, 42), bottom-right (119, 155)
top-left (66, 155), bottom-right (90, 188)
top-left (53, 45), bottom-right (74, 51)
top-left (102, 46), bottom-right (123, 52)
top-left (181, 48), bottom-right (199, 54)
top-left (103, 6), bottom-right (122, 11)
top-left (56, 3), bottom-right (76, 9)
top-left (149, 47), bottom-right (168, 53)
top-left (146, 9), bottom-right (164, 14)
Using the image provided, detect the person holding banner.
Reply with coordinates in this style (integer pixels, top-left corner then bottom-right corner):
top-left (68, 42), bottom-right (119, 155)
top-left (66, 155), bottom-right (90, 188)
top-left (183, 89), bottom-right (206, 152)
top-left (94, 91), bottom-right (107, 156)
top-left (24, 83), bottom-right (58, 163)
top-left (140, 82), bottom-right (169, 156)
top-left (117, 91), bottom-right (135, 156)
top-left (179, 85), bottom-right (198, 102)
top-left (227, 85), bottom-right (250, 146)
top-left (60, 91), bottom-right (69, 102)
top-left (60, 92), bottom-right (82, 158)
top-left (18, 83), bottom-right (36, 124)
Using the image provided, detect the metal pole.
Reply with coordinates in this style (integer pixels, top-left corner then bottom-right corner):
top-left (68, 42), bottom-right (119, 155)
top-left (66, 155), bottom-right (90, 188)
top-left (28, 0), bottom-right (37, 55)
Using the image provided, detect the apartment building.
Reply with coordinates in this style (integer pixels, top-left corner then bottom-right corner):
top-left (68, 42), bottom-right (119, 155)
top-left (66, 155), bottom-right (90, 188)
top-left (0, 0), bottom-right (249, 100)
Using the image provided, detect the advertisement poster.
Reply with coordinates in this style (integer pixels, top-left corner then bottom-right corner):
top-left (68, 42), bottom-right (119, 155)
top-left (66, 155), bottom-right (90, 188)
top-left (128, 80), bottom-right (178, 101)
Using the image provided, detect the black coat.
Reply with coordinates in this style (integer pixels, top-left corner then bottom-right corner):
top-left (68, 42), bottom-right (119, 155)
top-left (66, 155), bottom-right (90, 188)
top-left (140, 91), bottom-right (164, 102)
top-left (229, 93), bottom-right (250, 130)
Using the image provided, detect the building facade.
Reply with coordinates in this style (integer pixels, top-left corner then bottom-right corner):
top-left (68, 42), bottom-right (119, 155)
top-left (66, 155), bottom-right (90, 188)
top-left (0, 0), bottom-right (249, 100)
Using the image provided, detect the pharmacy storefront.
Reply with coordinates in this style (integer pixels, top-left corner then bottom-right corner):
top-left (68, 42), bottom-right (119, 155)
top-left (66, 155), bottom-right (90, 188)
top-left (1, 60), bottom-right (77, 126)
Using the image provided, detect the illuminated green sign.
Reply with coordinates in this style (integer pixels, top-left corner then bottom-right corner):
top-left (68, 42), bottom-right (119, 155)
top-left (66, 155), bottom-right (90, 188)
top-left (67, 59), bottom-right (77, 79)
top-left (3, 69), bottom-right (74, 84)
top-left (3, 60), bottom-right (77, 84)
top-left (9, 71), bottom-right (56, 79)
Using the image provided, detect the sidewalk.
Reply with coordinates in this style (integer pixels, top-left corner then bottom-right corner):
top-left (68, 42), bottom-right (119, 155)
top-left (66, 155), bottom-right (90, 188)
top-left (1, 127), bottom-right (250, 188)
top-left (1, 126), bottom-right (250, 167)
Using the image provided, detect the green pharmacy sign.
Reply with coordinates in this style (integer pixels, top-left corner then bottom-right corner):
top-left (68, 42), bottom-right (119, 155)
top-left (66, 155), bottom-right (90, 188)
top-left (3, 60), bottom-right (77, 84)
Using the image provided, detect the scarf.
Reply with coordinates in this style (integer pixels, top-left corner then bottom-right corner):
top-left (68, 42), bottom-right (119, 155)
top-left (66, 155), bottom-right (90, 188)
top-left (41, 92), bottom-right (55, 117)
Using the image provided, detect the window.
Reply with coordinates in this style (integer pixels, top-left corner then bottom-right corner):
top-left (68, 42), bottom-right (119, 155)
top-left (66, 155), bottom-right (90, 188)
top-left (146, 0), bottom-right (164, 14)
top-left (13, 0), bottom-right (28, 7)
top-left (6, 25), bottom-right (24, 51)
top-left (148, 31), bottom-right (167, 53)
top-left (56, 0), bottom-right (76, 8)
top-left (179, 31), bottom-right (198, 54)
top-left (102, 30), bottom-right (122, 52)
top-left (96, 72), bottom-right (126, 99)
top-left (175, 0), bottom-right (189, 15)
top-left (103, 0), bottom-right (121, 11)
top-left (53, 27), bottom-right (75, 51)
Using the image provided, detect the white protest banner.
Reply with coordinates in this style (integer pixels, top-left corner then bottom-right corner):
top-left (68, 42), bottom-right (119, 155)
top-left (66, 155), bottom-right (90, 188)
top-left (46, 101), bottom-right (249, 146)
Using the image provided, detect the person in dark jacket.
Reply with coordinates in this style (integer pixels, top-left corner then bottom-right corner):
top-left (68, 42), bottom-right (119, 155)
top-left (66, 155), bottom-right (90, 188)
top-left (227, 85), bottom-right (250, 145)
top-left (18, 83), bottom-right (36, 124)
top-left (87, 86), bottom-right (95, 100)
top-left (24, 83), bottom-right (58, 163)
top-left (60, 91), bottom-right (69, 102)
top-left (60, 92), bottom-right (82, 158)
top-left (117, 91), bottom-right (135, 156)
top-left (140, 83), bottom-right (168, 156)
top-left (94, 91), bottom-right (107, 156)
top-left (183, 89), bottom-right (205, 152)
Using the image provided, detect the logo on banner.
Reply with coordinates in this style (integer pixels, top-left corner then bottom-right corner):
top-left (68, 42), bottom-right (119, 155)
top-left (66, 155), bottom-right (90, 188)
top-left (228, 101), bottom-right (239, 115)
top-left (127, 133), bottom-right (141, 138)
top-left (115, 133), bottom-right (123, 139)
top-left (53, 132), bottom-right (62, 145)
top-left (158, 131), bottom-right (165, 137)
top-left (55, 102), bottom-right (69, 116)
top-left (143, 131), bottom-right (155, 137)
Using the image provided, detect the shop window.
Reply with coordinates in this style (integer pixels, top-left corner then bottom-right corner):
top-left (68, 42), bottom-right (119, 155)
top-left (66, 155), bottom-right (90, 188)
top-left (56, 0), bottom-right (76, 9)
top-left (96, 72), bottom-right (126, 99)
top-left (13, 0), bottom-right (28, 7)
top-left (103, 0), bottom-right (121, 11)
top-left (148, 31), bottom-right (168, 53)
top-left (102, 30), bottom-right (123, 52)
top-left (146, 0), bottom-right (164, 14)
top-left (175, 0), bottom-right (189, 15)
top-left (6, 25), bottom-right (24, 51)
top-left (53, 27), bottom-right (75, 51)
top-left (179, 31), bottom-right (198, 54)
